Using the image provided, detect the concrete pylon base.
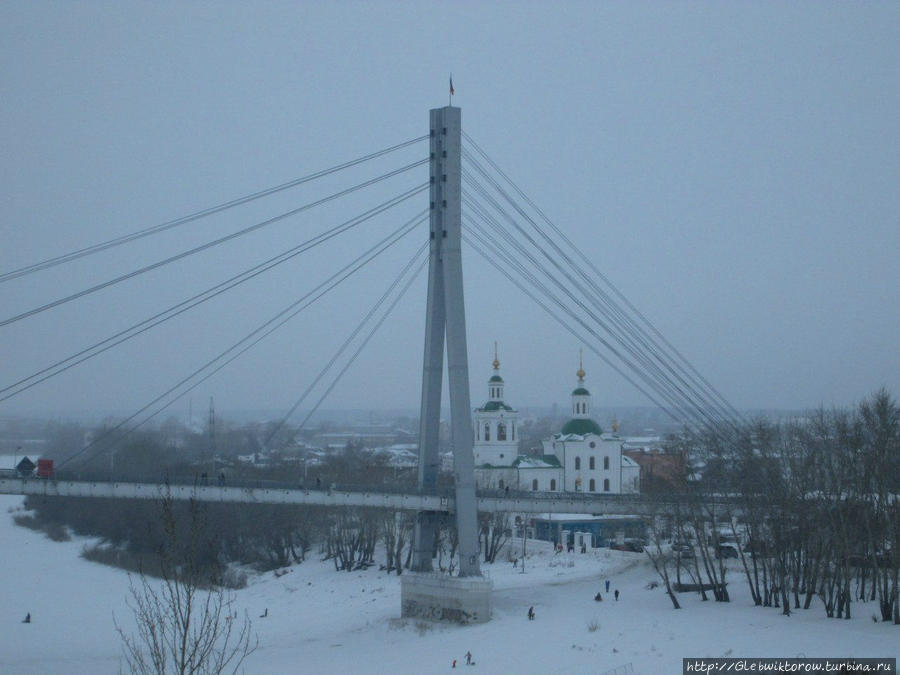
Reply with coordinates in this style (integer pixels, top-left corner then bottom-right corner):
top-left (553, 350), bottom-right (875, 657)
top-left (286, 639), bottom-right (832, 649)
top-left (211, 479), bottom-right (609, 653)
top-left (400, 573), bottom-right (493, 624)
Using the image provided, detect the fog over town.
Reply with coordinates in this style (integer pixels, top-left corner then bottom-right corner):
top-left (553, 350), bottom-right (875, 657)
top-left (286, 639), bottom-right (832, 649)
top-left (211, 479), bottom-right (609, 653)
top-left (2, 2), bottom-right (898, 419)
top-left (1, 3), bottom-right (898, 674)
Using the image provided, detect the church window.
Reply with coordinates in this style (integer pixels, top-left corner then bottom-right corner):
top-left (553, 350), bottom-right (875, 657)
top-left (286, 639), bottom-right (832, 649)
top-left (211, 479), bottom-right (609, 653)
top-left (497, 423), bottom-right (507, 441)
top-left (498, 479), bottom-right (504, 489)
top-left (589, 478), bottom-right (596, 492)
top-left (604, 456), bottom-right (610, 470)
top-left (589, 457), bottom-right (595, 470)
top-left (589, 441), bottom-right (596, 448)
top-left (532, 479), bottom-right (538, 491)
top-left (511, 423), bottom-right (515, 441)
top-left (484, 424), bottom-right (490, 441)
top-left (574, 456), bottom-right (581, 470)
top-left (550, 479), bottom-right (556, 491)
top-left (603, 478), bottom-right (610, 492)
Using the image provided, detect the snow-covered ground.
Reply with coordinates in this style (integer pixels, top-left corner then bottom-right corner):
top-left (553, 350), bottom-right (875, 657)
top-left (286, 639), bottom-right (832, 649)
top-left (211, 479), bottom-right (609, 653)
top-left (0, 493), bottom-right (895, 674)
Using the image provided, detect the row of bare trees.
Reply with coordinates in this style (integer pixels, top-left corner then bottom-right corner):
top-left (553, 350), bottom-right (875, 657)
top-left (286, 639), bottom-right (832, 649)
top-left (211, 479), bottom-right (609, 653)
top-left (648, 389), bottom-right (899, 624)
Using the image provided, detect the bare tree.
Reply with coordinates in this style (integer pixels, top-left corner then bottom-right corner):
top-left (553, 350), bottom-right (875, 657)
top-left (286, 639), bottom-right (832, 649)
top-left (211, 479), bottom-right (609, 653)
top-left (479, 511), bottom-right (511, 564)
top-left (115, 494), bottom-right (257, 675)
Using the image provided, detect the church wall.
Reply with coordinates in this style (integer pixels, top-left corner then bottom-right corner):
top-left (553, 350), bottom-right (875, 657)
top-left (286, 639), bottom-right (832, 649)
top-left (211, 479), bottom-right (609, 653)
top-left (560, 435), bottom-right (628, 494)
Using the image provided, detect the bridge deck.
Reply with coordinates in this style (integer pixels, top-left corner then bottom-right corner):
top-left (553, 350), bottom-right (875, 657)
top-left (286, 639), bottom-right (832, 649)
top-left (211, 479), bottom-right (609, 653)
top-left (0, 477), bottom-right (672, 515)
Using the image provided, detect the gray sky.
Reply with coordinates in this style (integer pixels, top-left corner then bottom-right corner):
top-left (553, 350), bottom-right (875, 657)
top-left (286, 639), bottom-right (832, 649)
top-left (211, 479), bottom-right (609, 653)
top-left (1, 1), bottom-right (898, 419)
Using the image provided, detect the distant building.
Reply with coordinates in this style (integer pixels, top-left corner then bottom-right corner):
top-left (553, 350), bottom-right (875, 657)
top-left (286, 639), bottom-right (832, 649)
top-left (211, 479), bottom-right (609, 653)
top-left (622, 446), bottom-right (686, 493)
top-left (472, 346), bottom-right (520, 467)
top-left (530, 513), bottom-right (647, 549)
top-left (474, 350), bottom-right (640, 495)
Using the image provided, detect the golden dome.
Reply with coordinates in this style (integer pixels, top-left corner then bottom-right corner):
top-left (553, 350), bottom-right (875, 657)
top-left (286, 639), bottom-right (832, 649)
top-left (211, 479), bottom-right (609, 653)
top-left (576, 349), bottom-right (585, 381)
top-left (493, 341), bottom-right (500, 370)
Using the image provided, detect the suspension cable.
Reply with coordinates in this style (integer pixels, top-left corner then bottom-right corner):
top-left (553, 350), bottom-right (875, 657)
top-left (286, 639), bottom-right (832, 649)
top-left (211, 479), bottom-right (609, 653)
top-left (463, 219), bottom-right (689, 428)
top-left (58, 212), bottom-right (426, 469)
top-left (463, 131), bottom-right (744, 426)
top-left (0, 135), bottom-right (428, 284)
top-left (462, 167), bottom-right (741, 436)
top-left (292, 257), bottom-right (426, 438)
top-left (263, 244), bottom-right (428, 448)
top-left (1, 158), bottom-right (428, 328)
top-left (463, 180), bottom-right (728, 434)
top-left (463, 159), bottom-right (735, 432)
top-left (2, 192), bottom-right (429, 402)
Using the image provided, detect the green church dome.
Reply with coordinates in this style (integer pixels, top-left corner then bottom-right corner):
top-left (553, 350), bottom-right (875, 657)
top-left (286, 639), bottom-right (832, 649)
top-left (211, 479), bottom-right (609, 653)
top-left (571, 387), bottom-right (590, 396)
top-left (489, 375), bottom-right (504, 383)
top-left (479, 400), bottom-right (514, 412)
top-left (560, 418), bottom-right (603, 436)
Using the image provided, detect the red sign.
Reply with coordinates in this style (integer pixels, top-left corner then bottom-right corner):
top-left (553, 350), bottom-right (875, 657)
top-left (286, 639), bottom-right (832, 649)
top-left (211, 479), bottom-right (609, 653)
top-left (36, 459), bottom-right (54, 478)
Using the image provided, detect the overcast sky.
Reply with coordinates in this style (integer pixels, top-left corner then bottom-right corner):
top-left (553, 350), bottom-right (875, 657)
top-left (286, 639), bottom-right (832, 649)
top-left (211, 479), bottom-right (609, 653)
top-left (1, 2), bottom-right (898, 421)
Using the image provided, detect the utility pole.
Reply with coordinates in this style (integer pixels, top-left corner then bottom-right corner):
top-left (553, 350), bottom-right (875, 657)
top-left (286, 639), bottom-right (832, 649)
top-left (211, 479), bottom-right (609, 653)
top-left (208, 397), bottom-right (216, 478)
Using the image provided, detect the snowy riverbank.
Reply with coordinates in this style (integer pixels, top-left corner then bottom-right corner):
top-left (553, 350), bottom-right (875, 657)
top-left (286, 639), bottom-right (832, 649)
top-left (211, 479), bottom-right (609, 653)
top-left (1, 494), bottom-right (895, 674)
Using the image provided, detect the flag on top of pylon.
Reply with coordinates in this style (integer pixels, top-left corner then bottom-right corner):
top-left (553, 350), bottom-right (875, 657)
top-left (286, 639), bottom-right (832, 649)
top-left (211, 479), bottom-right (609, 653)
top-left (450, 75), bottom-right (454, 96)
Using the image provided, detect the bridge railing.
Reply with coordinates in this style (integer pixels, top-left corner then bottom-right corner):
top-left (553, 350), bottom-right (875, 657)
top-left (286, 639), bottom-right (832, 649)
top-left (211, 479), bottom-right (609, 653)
top-left (23, 470), bottom-right (651, 505)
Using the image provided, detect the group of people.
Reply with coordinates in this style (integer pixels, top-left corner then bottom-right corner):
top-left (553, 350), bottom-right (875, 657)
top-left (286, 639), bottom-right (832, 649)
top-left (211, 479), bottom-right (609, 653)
top-left (452, 651), bottom-right (475, 667)
top-left (453, 581), bottom-right (623, 667)
top-left (594, 579), bottom-right (620, 602)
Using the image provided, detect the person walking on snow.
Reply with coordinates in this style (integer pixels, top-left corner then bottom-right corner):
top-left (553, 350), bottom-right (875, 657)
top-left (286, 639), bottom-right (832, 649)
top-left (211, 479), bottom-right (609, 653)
top-left (615, 589), bottom-right (620, 601)
top-left (528, 606), bottom-right (535, 620)
top-left (466, 651), bottom-right (472, 665)
top-left (605, 579), bottom-right (610, 593)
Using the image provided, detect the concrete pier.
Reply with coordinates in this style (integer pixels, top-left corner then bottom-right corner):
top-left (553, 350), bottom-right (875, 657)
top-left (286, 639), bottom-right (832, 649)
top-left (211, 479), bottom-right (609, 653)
top-left (400, 573), bottom-right (493, 624)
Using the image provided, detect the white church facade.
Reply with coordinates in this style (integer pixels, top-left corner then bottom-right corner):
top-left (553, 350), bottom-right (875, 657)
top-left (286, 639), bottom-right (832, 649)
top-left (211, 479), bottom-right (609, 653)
top-left (473, 352), bottom-right (640, 495)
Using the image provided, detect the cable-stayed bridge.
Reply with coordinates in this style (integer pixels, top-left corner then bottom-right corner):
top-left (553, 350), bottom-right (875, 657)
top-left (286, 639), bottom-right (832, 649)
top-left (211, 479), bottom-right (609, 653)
top-left (1, 105), bottom-right (744, 622)
top-left (1, 474), bottom-right (734, 518)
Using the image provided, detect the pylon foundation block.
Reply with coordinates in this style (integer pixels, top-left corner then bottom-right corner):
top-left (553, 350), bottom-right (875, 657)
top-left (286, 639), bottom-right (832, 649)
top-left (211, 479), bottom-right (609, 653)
top-left (401, 573), bottom-right (492, 624)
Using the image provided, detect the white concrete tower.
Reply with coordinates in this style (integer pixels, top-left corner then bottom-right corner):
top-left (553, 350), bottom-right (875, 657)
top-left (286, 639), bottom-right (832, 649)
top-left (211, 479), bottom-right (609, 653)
top-left (473, 343), bottom-right (519, 467)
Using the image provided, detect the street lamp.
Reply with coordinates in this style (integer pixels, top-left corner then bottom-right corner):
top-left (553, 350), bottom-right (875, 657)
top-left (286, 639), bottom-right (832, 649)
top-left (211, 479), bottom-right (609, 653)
top-left (520, 518), bottom-right (530, 574)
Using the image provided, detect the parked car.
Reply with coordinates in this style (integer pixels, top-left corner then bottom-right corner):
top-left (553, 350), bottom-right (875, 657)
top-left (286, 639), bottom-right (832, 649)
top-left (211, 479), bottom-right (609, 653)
top-left (744, 539), bottom-right (771, 559)
top-left (610, 539), bottom-right (644, 553)
top-left (717, 543), bottom-right (739, 559)
top-left (672, 543), bottom-right (695, 559)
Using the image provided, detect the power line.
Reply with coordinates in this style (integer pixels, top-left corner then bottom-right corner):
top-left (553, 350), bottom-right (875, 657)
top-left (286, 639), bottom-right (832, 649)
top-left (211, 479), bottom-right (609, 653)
top-left (0, 135), bottom-right (428, 284)
top-left (0, 158), bottom-right (428, 328)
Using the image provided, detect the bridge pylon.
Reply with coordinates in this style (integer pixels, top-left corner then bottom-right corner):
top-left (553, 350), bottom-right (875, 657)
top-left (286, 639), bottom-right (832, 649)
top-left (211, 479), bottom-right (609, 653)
top-left (401, 105), bottom-right (492, 623)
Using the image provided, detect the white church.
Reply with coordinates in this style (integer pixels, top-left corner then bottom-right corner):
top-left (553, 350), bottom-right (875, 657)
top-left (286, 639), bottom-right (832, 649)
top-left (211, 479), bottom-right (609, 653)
top-left (473, 350), bottom-right (640, 495)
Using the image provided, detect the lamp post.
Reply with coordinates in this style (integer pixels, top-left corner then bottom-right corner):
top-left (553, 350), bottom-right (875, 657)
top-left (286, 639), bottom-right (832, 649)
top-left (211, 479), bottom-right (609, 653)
top-left (520, 519), bottom-right (528, 574)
